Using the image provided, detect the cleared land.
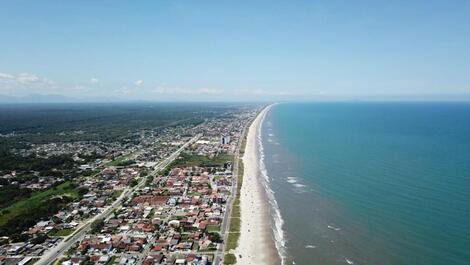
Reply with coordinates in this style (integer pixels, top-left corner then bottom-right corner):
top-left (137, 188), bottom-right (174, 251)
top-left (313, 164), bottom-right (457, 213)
top-left (0, 181), bottom-right (79, 237)
top-left (171, 153), bottom-right (234, 168)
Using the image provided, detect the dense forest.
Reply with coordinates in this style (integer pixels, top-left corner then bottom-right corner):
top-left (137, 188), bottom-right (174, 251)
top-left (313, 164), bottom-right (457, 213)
top-left (0, 102), bottom-right (242, 145)
top-left (0, 152), bottom-right (76, 171)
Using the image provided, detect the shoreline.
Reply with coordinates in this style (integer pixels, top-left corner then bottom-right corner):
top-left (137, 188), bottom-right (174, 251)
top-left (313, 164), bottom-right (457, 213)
top-left (234, 105), bottom-right (282, 265)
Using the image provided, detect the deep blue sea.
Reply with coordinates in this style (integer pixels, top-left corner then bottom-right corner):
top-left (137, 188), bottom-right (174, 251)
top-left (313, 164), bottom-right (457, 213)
top-left (261, 103), bottom-right (470, 265)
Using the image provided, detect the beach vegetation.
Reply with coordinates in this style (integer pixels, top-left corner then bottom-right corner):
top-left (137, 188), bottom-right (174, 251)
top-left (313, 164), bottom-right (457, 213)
top-left (223, 132), bottom-right (247, 264)
top-left (223, 253), bottom-right (237, 265)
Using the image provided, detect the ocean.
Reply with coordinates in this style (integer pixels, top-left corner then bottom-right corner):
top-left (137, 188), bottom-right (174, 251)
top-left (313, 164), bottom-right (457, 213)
top-left (259, 102), bottom-right (470, 265)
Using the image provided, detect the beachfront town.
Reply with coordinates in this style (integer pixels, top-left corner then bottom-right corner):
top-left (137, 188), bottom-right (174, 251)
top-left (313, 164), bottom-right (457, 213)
top-left (0, 107), bottom-right (259, 265)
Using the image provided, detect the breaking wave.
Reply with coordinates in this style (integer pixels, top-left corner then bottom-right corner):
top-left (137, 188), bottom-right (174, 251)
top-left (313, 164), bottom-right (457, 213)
top-left (257, 107), bottom-right (287, 265)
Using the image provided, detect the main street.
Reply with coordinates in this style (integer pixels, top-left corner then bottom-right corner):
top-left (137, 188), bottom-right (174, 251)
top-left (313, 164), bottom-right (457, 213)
top-left (212, 121), bottom-right (250, 265)
top-left (36, 134), bottom-right (201, 265)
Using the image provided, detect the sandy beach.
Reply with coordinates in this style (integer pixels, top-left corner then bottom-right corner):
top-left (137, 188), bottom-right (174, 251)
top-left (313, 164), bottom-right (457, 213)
top-left (234, 105), bottom-right (282, 265)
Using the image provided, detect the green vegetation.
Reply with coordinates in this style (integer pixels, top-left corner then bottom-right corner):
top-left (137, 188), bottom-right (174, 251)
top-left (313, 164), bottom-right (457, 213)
top-left (208, 232), bottom-right (222, 243)
top-left (223, 253), bottom-right (237, 265)
top-left (207, 224), bottom-right (221, 233)
top-left (111, 190), bottom-right (123, 201)
top-left (0, 103), bottom-right (234, 144)
top-left (145, 174), bottom-right (154, 185)
top-left (147, 209), bottom-right (155, 219)
top-left (115, 159), bottom-right (135, 167)
top-left (77, 187), bottom-right (89, 197)
top-left (105, 256), bottom-right (117, 265)
top-left (0, 181), bottom-right (79, 237)
top-left (224, 117), bottom-right (251, 265)
top-left (0, 184), bottom-right (32, 209)
top-left (82, 169), bottom-right (100, 177)
top-left (105, 155), bottom-right (131, 167)
top-left (224, 160), bottom-right (243, 255)
top-left (27, 258), bottom-right (39, 265)
top-left (192, 242), bottom-right (199, 251)
top-left (0, 153), bottom-right (76, 171)
top-left (49, 228), bottom-right (74, 237)
top-left (30, 233), bottom-right (49, 244)
top-left (159, 150), bottom-right (234, 178)
top-left (90, 219), bottom-right (104, 234)
top-left (171, 152), bottom-right (233, 168)
top-left (129, 179), bottom-right (138, 187)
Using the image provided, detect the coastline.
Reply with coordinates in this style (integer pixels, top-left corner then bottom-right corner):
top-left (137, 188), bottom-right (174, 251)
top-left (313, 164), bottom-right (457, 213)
top-left (234, 105), bottom-right (282, 265)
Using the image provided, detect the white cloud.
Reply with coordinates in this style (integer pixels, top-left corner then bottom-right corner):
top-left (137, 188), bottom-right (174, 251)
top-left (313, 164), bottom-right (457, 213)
top-left (198, 87), bottom-right (223, 95)
top-left (238, 88), bottom-right (326, 97)
top-left (0, 72), bottom-right (58, 96)
top-left (119, 86), bottom-right (133, 95)
top-left (17, 73), bottom-right (40, 84)
top-left (90, 77), bottom-right (99, 84)
top-left (134, 80), bottom-right (143, 86)
top-left (0, 72), bottom-right (44, 84)
top-left (0, 72), bottom-right (14, 81)
top-left (150, 86), bottom-right (223, 95)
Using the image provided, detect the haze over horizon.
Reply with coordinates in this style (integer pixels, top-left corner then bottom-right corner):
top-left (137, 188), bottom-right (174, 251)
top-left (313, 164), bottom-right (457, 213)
top-left (1, 1), bottom-right (470, 102)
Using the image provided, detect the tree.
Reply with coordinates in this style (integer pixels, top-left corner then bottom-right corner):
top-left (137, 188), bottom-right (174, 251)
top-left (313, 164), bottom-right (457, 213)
top-left (129, 179), bottom-right (138, 187)
top-left (145, 175), bottom-right (154, 185)
top-left (30, 233), bottom-right (49, 244)
top-left (90, 219), bottom-right (104, 234)
top-left (10, 233), bottom-right (29, 243)
top-left (208, 232), bottom-right (222, 243)
top-left (78, 187), bottom-right (89, 197)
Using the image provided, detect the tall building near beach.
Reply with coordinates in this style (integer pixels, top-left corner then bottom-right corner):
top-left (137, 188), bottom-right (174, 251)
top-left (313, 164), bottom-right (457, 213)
top-left (221, 135), bottom-right (231, 145)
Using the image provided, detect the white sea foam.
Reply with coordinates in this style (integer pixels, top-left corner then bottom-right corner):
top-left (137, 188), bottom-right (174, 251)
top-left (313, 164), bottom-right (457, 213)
top-left (305, 245), bottom-right (317, 249)
top-left (257, 109), bottom-right (287, 265)
top-left (328, 224), bottom-right (341, 231)
top-left (286, 177), bottom-right (307, 193)
top-left (286, 176), bottom-right (298, 184)
top-left (345, 258), bottom-right (354, 264)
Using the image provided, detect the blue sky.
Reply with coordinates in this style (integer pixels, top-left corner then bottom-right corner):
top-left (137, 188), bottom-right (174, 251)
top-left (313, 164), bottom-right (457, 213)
top-left (1, 0), bottom-right (470, 101)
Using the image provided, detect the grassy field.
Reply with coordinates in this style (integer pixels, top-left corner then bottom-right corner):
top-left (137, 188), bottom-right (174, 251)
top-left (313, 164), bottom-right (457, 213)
top-left (223, 116), bottom-right (252, 265)
top-left (224, 162), bottom-right (243, 254)
top-left (49, 228), bottom-right (75, 237)
top-left (223, 151), bottom-right (245, 264)
top-left (111, 190), bottom-right (123, 201)
top-left (105, 155), bottom-right (131, 167)
top-left (0, 181), bottom-right (79, 227)
top-left (207, 224), bottom-right (221, 233)
top-left (172, 153), bottom-right (233, 168)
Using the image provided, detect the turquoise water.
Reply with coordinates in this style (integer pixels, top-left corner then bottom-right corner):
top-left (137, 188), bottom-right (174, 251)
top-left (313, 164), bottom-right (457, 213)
top-left (262, 103), bottom-right (470, 265)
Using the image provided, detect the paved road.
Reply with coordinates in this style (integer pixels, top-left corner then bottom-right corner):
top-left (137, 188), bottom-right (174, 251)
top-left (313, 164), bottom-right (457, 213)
top-left (36, 135), bottom-right (201, 265)
top-left (212, 122), bottom-right (250, 265)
